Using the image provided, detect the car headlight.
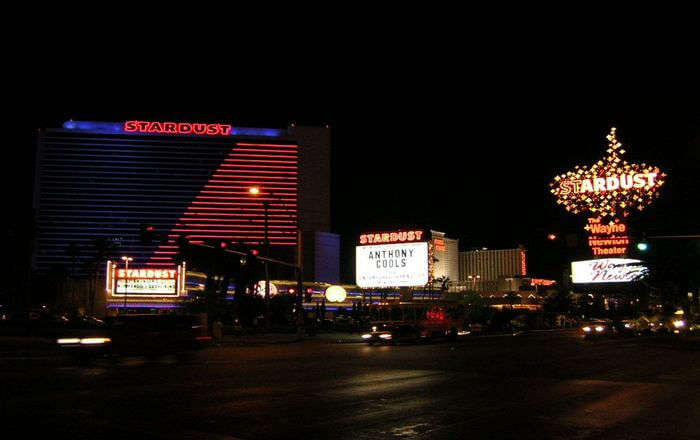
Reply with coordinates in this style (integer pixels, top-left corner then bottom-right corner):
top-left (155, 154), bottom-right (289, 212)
top-left (361, 334), bottom-right (372, 339)
top-left (582, 326), bottom-right (591, 332)
top-left (80, 338), bottom-right (111, 345)
top-left (673, 320), bottom-right (685, 328)
top-left (57, 338), bottom-right (80, 345)
top-left (57, 337), bottom-right (111, 345)
top-left (379, 334), bottom-right (392, 340)
top-left (624, 323), bottom-right (632, 328)
top-left (595, 326), bottom-right (604, 332)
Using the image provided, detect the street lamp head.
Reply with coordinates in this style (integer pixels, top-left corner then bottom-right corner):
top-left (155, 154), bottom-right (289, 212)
top-left (121, 256), bottom-right (133, 262)
top-left (249, 186), bottom-right (260, 195)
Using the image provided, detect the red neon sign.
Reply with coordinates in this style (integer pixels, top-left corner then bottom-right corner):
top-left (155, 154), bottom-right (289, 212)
top-left (530, 278), bottom-right (556, 287)
top-left (124, 120), bottom-right (232, 136)
top-left (433, 238), bottom-right (446, 252)
top-left (359, 230), bottom-right (424, 245)
top-left (585, 217), bottom-right (629, 257)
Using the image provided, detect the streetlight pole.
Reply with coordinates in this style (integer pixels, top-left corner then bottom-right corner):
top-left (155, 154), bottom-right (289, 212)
top-left (250, 187), bottom-right (273, 329)
top-left (121, 256), bottom-right (133, 315)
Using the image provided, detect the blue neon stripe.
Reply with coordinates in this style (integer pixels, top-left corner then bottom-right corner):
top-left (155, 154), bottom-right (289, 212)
top-left (62, 121), bottom-right (285, 137)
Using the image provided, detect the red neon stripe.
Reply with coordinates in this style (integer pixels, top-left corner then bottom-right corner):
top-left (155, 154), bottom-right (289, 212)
top-left (218, 164), bottom-right (298, 170)
top-left (185, 207), bottom-right (296, 213)
top-left (198, 192), bottom-right (296, 198)
top-left (172, 229), bottom-right (297, 234)
top-left (191, 201), bottom-right (274, 206)
top-left (234, 149), bottom-right (298, 154)
top-left (224, 159), bottom-right (298, 164)
top-left (181, 217), bottom-right (295, 223)
top-left (232, 148), bottom-right (298, 154)
top-left (191, 201), bottom-right (297, 206)
top-left (184, 212), bottom-right (294, 217)
top-left (177, 224), bottom-right (298, 229)
top-left (210, 177), bottom-right (297, 182)
top-left (214, 169), bottom-right (298, 175)
top-left (225, 156), bottom-right (298, 160)
top-left (204, 186), bottom-right (297, 192)
top-left (184, 236), bottom-right (295, 240)
top-left (236, 143), bottom-right (298, 148)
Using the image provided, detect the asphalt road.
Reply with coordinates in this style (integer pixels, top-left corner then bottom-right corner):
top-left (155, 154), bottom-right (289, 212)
top-left (1, 331), bottom-right (699, 440)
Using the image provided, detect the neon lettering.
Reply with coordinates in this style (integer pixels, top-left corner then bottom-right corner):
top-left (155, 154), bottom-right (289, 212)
top-left (358, 230), bottom-right (426, 245)
top-left (580, 180), bottom-right (594, 193)
top-left (123, 120), bottom-right (234, 136)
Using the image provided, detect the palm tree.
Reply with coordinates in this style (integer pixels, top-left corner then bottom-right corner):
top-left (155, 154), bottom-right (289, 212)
top-left (86, 238), bottom-right (116, 315)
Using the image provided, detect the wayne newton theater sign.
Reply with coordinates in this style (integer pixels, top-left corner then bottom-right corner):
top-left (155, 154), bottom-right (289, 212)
top-left (356, 230), bottom-right (429, 288)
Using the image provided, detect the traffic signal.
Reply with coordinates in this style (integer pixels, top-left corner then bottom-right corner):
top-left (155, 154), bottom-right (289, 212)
top-left (637, 242), bottom-right (649, 251)
top-left (304, 287), bottom-right (313, 302)
top-left (220, 241), bottom-right (228, 249)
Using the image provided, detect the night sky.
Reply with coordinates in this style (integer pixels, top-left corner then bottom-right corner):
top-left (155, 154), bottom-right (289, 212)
top-left (4, 79), bottom-right (699, 284)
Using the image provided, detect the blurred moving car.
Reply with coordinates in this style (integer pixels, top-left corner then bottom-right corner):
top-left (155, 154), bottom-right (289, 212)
top-left (362, 323), bottom-right (422, 345)
top-left (56, 314), bottom-right (210, 359)
top-left (616, 317), bottom-right (651, 336)
top-left (580, 318), bottom-right (616, 339)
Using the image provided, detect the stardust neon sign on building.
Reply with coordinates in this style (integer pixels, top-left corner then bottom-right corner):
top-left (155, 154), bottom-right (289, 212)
top-left (550, 128), bottom-right (666, 217)
top-left (124, 120), bottom-right (233, 136)
top-left (550, 128), bottom-right (666, 257)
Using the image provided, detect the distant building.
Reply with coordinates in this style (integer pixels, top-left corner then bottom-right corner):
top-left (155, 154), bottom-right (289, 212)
top-left (458, 247), bottom-right (527, 291)
top-left (430, 230), bottom-right (459, 283)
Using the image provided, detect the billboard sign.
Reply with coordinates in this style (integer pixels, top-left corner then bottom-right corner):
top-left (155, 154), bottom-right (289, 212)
top-left (106, 262), bottom-right (186, 297)
top-left (356, 242), bottom-right (429, 288)
top-left (571, 258), bottom-right (648, 284)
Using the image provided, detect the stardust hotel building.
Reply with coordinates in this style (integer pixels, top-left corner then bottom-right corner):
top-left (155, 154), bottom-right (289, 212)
top-left (34, 120), bottom-right (338, 311)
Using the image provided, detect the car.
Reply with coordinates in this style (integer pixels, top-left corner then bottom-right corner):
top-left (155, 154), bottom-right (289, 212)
top-left (56, 314), bottom-right (210, 360)
top-left (580, 319), bottom-right (616, 339)
top-left (362, 324), bottom-right (422, 345)
top-left (616, 318), bottom-right (646, 336)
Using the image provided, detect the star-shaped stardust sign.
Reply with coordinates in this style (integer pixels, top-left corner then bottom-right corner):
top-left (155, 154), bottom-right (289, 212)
top-left (550, 128), bottom-right (666, 217)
